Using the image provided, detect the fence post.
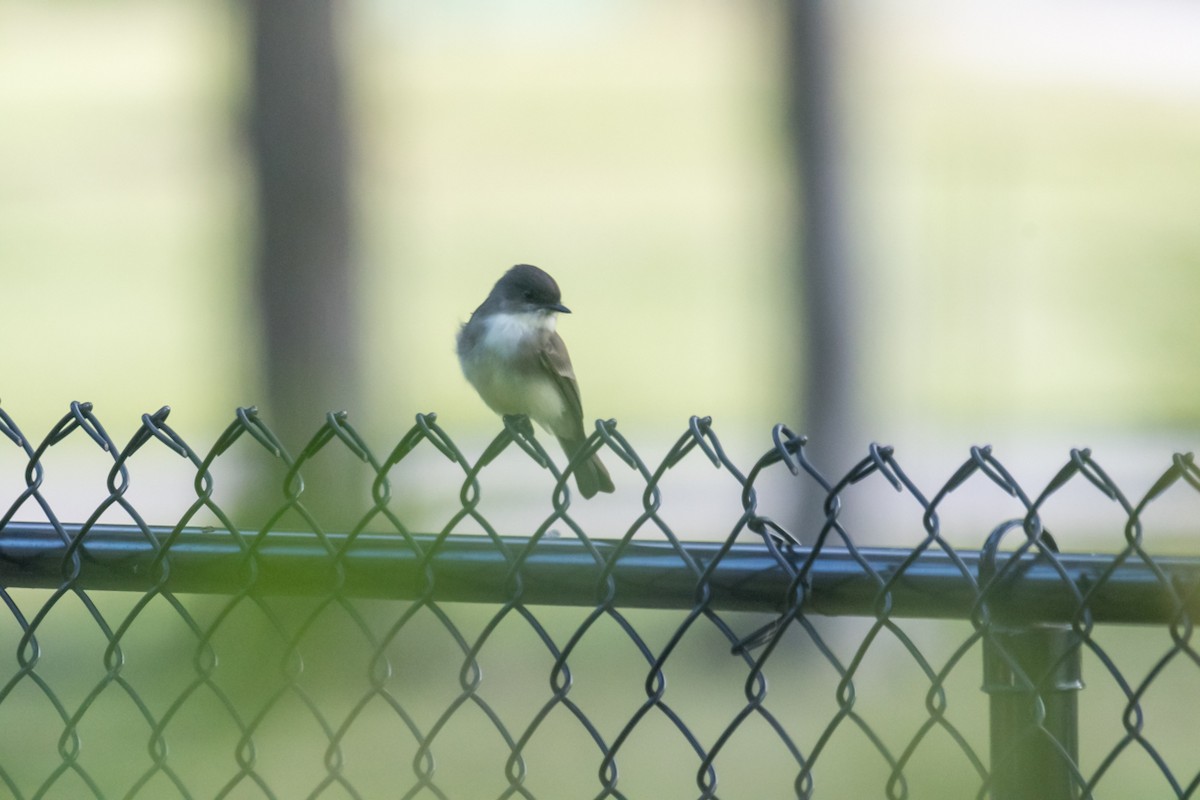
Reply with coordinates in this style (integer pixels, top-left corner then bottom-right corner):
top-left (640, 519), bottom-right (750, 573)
top-left (982, 624), bottom-right (1083, 800)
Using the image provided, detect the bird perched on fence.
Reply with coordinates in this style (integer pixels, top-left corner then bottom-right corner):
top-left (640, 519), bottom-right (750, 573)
top-left (457, 264), bottom-right (614, 498)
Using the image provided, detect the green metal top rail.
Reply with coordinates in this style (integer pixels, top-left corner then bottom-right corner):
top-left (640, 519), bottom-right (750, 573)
top-left (3, 522), bottom-right (1197, 626)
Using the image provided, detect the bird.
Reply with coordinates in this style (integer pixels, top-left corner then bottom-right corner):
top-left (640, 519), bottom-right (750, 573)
top-left (457, 264), bottom-right (614, 498)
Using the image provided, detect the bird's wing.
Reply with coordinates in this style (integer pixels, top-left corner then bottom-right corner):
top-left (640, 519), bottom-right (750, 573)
top-left (539, 331), bottom-right (586, 428)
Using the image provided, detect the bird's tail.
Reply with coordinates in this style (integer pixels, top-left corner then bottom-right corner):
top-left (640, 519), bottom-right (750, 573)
top-left (557, 435), bottom-right (615, 499)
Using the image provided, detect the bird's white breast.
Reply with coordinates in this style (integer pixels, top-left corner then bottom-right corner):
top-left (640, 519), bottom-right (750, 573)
top-left (477, 310), bottom-right (556, 356)
top-left (460, 310), bottom-right (567, 428)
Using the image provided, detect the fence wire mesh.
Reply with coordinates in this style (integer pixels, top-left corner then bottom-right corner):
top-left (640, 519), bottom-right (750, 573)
top-left (1, 402), bottom-right (1200, 799)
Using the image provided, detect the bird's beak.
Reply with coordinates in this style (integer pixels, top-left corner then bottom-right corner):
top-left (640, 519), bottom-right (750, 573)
top-left (549, 303), bottom-right (571, 314)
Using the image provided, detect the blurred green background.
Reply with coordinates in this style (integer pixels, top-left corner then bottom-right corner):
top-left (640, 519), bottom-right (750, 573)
top-left (2, 0), bottom-right (1198, 444)
top-left (2, 1), bottom-right (1200, 798)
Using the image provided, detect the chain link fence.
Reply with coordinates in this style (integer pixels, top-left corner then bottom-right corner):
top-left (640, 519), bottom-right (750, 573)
top-left (1, 402), bottom-right (1199, 799)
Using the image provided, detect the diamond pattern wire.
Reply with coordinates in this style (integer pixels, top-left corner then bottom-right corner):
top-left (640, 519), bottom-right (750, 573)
top-left (1, 402), bottom-right (1200, 798)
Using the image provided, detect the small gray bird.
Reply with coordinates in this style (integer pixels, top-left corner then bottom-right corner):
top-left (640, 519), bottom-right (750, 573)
top-left (457, 264), bottom-right (615, 498)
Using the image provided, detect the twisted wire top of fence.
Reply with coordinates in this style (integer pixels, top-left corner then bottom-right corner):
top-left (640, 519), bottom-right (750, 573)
top-left (4, 402), bottom-right (1198, 615)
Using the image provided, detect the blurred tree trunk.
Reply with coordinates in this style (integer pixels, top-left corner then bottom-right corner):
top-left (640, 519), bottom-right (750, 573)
top-left (248, 0), bottom-right (363, 527)
top-left (783, 1), bottom-right (859, 541)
